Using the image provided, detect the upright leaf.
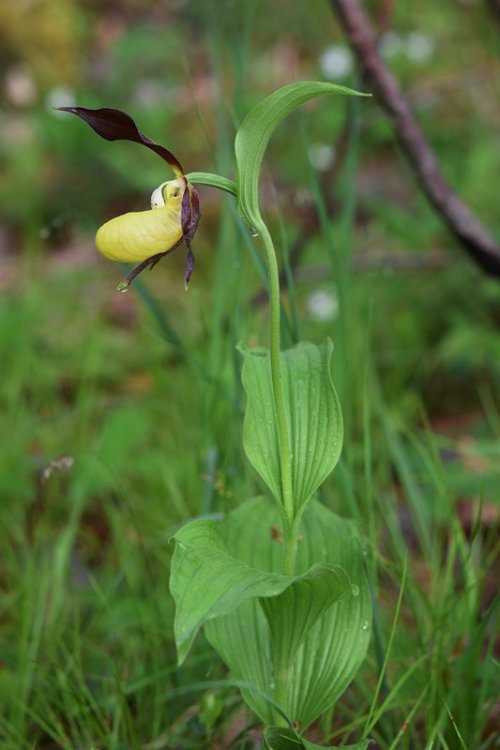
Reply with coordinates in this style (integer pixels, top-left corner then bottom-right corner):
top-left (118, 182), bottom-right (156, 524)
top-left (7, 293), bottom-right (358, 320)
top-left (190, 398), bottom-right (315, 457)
top-left (241, 341), bottom-right (343, 512)
top-left (205, 497), bottom-right (371, 728)
top-left (235, 81), bottom-right (369, 227)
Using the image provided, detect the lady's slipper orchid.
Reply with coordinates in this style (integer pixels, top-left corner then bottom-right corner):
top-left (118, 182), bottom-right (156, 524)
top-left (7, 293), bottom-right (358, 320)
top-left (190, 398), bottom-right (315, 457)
top-left (59, 106), bottom-right (200, 290)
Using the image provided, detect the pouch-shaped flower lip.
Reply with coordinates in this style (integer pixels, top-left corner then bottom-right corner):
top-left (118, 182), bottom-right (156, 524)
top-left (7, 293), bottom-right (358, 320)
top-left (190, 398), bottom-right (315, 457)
top-left (58, 106), bottom-right (201, 290)
top-left (95, 178), bottom-right (185, 263)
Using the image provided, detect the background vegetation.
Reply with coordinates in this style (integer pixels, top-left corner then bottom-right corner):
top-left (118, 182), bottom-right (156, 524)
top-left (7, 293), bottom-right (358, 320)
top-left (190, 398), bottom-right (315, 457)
top-left (0, 1), bottom-right (498, 748)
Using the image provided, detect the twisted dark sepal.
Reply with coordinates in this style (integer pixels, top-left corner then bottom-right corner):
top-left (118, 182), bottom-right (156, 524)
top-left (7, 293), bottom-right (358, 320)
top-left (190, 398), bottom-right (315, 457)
top-left (57, 106), bottom-right (184, 175)
top-left (181, 182), bottom-right (201, 288)
top-left (184, 248), bottom-right (195, 289)
top-left (181, 183), bottom-right (201, 244)
top-left (116, 245), bottom-right (181, 292)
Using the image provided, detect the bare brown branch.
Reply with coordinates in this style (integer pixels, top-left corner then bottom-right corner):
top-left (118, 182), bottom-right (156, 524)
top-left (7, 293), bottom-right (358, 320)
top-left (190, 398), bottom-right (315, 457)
top-left (330, 0), bottom-right (500, 278)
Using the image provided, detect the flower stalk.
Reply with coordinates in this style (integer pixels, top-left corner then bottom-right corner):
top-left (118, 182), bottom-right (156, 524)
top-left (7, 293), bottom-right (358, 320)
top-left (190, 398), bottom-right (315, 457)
top-left (255, 219), bottom-right (297, 576)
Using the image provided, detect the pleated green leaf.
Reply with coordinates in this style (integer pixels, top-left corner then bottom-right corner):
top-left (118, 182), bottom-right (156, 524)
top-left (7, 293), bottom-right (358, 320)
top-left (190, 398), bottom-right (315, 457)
top-left (260, 563), bottom-right (349, 670)
top-left (240, 341), bottom-right (343, 512)
top-left (235, 81), bottom-right (369, 228)
top-left (265, 726), bottom-right (372, 750)
top-left (170, 516), bottom-right (350, 665)
top-left (205, 498), bottom-right (371, 728)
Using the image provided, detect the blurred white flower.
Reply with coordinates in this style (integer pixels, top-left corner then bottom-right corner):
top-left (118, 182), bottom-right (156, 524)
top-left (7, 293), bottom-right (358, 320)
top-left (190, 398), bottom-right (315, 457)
top-left (308, 143), bottom-right (335, 171)
top-left (380, 30), bottom-right (435, 65)
top-left (319, 45), bottom-right (353, 80)
top-left (406, 31), bottom-right (435, 63)
top-left (4, 67), bottom-right (37, 107)
top-left (307, 289), bottom-right (339, 322)
top-left (46, 86), bottom-right (76, 115)
top-left (2, 115), bottom-right (34, 145)
top-left (379, 31), bottom-right (405, 60)
top-left (132, 80), bottom-right (181, 108)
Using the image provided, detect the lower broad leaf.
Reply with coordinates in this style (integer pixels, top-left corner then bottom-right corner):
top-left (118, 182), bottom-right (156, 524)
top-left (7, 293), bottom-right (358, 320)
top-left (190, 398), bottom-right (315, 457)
top-left (170, 515), bottom-right (350, 665)
top-left (265, 726), bottom-right (372, 750)
top-left (205, 498), bottom-right (371, 728)
top-left (260, 563), bottom-right (351, 670)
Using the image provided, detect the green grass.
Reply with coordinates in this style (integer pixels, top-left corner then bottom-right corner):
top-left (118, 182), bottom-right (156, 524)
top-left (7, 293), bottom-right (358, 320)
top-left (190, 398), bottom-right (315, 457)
top-left (1, 1), bottom-right (499, 747)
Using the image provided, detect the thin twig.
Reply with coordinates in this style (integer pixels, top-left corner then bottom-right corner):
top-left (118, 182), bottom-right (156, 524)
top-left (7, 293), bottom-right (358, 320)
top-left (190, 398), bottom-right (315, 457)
top-left (330, 0), bottom-right (500, 278)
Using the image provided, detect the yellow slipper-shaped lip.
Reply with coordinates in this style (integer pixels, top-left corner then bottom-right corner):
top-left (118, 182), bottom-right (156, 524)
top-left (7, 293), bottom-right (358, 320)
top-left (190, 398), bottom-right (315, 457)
top-left (96, 178), bottom-right (184, 263)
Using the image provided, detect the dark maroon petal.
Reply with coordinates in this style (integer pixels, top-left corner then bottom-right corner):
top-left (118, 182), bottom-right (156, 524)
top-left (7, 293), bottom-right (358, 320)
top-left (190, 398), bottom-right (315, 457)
top-left (58, 106), bottom-right (184, 175)
top-left (181, 183), bottom-right (201, 244)
top-left (116, 238), bottom-right (184, 292)
top-left (180, 183), bottom-right (200, 288)
top-left (184, 247), bottom-right (195, 289)
top-left (116, 251), bottom-right (168, 292)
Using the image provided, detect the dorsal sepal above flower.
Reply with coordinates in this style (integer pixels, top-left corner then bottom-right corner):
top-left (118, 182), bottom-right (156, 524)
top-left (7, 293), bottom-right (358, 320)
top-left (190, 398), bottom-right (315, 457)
top-left (57, 106), bottom-right (184, 176)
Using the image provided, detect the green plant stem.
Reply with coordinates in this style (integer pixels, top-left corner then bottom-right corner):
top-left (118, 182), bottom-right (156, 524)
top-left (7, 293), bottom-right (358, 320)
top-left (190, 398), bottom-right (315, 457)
top-left (252, 219), bottom-right (298, 713)
top-left (195, 170), bottom-right (299, 573)
top-left (282, 517), bottom-right (300, 578)
top-left (255, 220), bottom-right (297, 574)
top-left (273, 661), bottom-right (292, 728)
